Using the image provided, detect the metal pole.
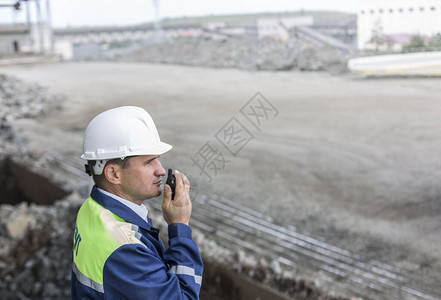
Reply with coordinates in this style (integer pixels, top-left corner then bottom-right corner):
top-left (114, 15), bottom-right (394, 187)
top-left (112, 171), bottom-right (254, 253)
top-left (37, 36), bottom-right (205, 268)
top-left (46, 0), bottom-right (53, 53)
top-left (35, 0), bottom-right (44, 54)
top-left (26, 1), bottom-right (31, 28)
top-left (25, 0), bottom-right (33, 50)
top-left (152, 0), bottom-right (161, 42)
top-left (12, 3), bottom-right (17, 24)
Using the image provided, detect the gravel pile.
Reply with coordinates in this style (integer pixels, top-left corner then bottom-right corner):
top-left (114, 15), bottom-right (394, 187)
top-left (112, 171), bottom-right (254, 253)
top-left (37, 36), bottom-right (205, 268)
top-left (0, 194), bottom-right (82, 300)
top-left (0, 74), bottom-right (70, 298)
top-left (113, 36), bottom-right (349, 73)
top-left (0, 73), bottom-right (65, 154)
top-left (0, 74), bottom-right (64, 123)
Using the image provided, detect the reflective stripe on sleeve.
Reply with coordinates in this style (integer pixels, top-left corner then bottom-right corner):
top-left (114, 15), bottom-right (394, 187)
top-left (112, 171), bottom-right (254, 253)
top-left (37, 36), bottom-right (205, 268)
top-left (72, 262), bottom-right (104, 293)
top-left (168, 265), bottom-right (202, 285)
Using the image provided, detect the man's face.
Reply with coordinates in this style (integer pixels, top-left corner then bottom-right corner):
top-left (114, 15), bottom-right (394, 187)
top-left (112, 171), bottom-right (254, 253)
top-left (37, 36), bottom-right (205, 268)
top-left (118, 155), bottom-right (166, 204)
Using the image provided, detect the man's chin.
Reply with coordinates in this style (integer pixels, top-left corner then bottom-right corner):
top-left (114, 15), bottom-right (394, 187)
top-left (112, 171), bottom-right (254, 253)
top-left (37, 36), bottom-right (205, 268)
top-left (154, 188), bottom-right (162, 197)
top-left (143, 188), bottom-right (162, 200)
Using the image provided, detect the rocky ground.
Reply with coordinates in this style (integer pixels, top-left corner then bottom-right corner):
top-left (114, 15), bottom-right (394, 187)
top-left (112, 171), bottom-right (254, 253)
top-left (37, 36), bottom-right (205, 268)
top-left (82, 35), bottom-right (349, 74)
top-left (0, 72), bottom-right (350, 299)
top-left (2, 59), bottom-right (441, 299)
top-left (0, 196), bottom-right (80, 299)
top-left (0, 74), bottom-right (64, 123)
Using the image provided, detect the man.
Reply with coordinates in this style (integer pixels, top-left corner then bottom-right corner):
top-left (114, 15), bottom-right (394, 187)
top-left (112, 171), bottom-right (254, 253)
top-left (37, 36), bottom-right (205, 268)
top-left (71, 106), bottom-right (203, 299)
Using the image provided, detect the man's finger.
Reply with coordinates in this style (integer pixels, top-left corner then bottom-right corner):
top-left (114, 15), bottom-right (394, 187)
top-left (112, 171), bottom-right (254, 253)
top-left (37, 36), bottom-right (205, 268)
top-left (182, 173), bottom-right (190, 186)
top-left (175, 170), bottom-right (190, 188)
top-left (176, 171), bottom-right (191, 200)
top-left (175, 170), bottom-right (183, 184)
top-left (162, 184), bottom-right (171, 207)
top-left (183, 175), bottom-right (190, 195)
top-left (174, 170), bottom-right (184, 197)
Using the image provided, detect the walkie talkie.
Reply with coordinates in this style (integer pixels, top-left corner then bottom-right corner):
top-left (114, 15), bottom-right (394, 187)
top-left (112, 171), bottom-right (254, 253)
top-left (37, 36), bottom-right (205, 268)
top-left (166, 168), bottom-right (176, 200)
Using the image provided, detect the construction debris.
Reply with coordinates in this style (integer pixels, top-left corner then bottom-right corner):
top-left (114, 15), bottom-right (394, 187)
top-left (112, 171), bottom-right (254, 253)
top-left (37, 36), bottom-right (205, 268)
top-left (0, 72), bottom-right (65, 173)
top-left (107, 36), bottom-right (349, 74)
top-left (0, 194), bottom-right (82, 300)
top-left (0, 74), bottom-right (64, 123)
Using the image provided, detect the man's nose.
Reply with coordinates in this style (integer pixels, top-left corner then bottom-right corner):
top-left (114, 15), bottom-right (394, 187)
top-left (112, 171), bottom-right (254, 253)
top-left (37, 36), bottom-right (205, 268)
top-left (154, 160), bottom-right (166, 176)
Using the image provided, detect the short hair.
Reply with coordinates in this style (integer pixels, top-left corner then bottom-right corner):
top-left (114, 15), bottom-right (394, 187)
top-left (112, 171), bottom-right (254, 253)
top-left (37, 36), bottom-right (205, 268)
top-left (87, 157), bottom-right (132, 186)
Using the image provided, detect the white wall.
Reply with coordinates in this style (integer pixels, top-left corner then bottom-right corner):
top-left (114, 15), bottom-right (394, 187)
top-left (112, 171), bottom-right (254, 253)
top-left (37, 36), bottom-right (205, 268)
top-left (25, 23), bottom-right (53, 53)
top-left (257, 16), bottom-right (314, 41)
top-left (53, 39), bottom-right (73, 60)
top-left (0, 35), bottom-right (28, 54)
top-left (0, 25), bottom-right (30, 55)
top-left (358, 0), bottom-right (441, 49)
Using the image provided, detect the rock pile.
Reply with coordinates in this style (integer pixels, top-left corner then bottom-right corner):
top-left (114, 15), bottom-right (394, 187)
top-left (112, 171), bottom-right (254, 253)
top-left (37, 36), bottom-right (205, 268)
top-left (113, 36), bottom-right (349, 74)
top-left (0, 194), bottom-right (82, 300)
top-left (0, 75), bottom-right (69, 298)
top-left (0, 73), bottom-right (65, 161)
top-left (0, 74), bottom-right (64, 124)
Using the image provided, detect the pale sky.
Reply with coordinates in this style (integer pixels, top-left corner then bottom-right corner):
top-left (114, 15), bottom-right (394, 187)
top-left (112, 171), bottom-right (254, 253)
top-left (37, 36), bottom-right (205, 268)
top-left (0, 0), bottom-right (360, 28)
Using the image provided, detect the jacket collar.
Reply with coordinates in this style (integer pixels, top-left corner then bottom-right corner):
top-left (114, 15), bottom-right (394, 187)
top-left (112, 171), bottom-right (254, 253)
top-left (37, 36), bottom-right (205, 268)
top-left (90, 185), bottom-right (153, 231)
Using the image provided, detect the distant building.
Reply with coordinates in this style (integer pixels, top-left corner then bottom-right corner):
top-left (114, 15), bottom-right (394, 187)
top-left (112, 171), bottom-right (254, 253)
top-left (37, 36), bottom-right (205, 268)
top-left (205, 22), bottom-right (227, 31)
top-left (313, 16), bottom-right (357, 47)
top-left (0, 0), bottom-right (55, 56)
top-left (53, 23), bottom-right (203, 60)
top-left (358, 0), bottom-right (441, 49)
top-left (0, 25), bottom-right (29, 54)
top-left (0, 23), bottom-right (52, 55)
top-left (257, 16), bottom-right (314, 41)
top-left (26, 23), bottom-right (53, 53)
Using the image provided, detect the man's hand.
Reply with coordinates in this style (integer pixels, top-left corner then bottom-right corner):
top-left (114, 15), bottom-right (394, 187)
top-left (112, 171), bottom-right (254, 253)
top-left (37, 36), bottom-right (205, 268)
top-left (162, 170), bottom-right (192, 226)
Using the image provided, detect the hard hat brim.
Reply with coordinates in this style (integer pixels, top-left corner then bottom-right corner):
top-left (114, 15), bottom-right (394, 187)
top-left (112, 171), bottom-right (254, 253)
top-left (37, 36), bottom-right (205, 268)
top-left (81, 141), bottom-right (172, 160)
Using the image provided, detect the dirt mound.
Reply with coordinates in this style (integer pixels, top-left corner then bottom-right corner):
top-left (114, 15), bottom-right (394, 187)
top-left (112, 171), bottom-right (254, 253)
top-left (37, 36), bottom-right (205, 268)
top-left (0, 74), bottom-right (64, 123)
top-left (0, 195), bottom-right (82, 299)
top-left (110, 36), bottom-right (348, 73)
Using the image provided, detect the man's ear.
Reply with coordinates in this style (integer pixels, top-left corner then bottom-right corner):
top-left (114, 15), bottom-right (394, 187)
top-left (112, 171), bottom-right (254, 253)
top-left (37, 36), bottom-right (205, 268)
top-left (104, 164), bottom-right (122, 185)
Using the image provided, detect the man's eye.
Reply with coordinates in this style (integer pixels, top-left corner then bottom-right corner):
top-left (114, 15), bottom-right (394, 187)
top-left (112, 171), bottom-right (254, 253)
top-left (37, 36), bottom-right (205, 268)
top-left (146, 157), bottom-right (159, 165)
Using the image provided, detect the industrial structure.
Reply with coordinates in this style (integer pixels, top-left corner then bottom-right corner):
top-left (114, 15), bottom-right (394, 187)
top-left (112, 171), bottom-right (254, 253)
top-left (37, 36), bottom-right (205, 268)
top-left (0, 0), bottom-right (356, 61)
top-left (257, 16), bottom-right (314, 41)
top-left (358, 0), bottom-right (441, 50)
top-left (0, 0), bottom-right (53, 55)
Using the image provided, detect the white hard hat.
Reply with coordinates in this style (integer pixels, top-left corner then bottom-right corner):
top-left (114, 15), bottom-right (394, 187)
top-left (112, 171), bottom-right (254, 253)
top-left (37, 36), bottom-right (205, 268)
top-left (81, 106), bottom-right (172, 162)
